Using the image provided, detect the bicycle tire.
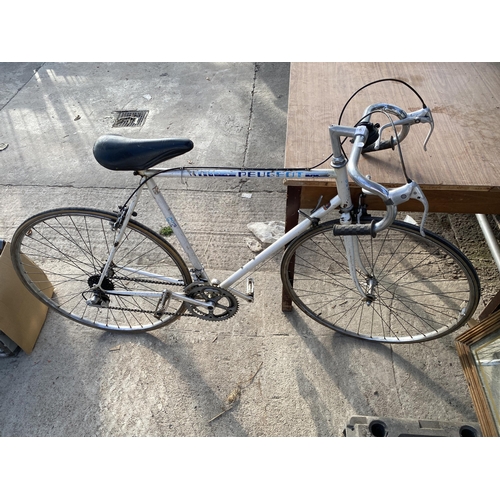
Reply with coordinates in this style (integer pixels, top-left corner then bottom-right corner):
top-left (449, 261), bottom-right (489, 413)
top-left (280, 218), bottom-right (480, 343)
top-left (11, 208), bottom-right (192, 332)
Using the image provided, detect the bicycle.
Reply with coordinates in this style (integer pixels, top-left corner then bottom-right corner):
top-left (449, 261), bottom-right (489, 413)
top-left (10, 80), bottom-right (481, 344)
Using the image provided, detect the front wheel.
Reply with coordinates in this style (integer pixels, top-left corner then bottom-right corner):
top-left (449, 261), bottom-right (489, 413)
top-left (281, 218), bottom-right (480, 343)
top-left (11, 208), bottom-right (192, 332)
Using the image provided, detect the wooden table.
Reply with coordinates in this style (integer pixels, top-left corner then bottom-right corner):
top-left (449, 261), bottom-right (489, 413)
top-left (282, 62), bottom-right (500, 310)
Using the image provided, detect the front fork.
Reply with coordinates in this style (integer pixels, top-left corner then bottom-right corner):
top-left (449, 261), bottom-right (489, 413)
top-left (343, 235), bottom-right (375, 304)
top-left (331, 149), bottom-right (374, 304)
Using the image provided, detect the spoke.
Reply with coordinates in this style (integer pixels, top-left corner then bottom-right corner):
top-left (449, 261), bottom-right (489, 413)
top-left (22, 230), bottom-right (97, 276)
top-left (13, 210), bottom-right (190, 332)
top-left (284, 220), bottom-right (477, 343)
top-left (71, 215), bottom-right (101, 272)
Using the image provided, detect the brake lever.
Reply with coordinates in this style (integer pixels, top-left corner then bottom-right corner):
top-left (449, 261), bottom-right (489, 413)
top-left (410, 183), bottom-right (429, 236)
top-left (381, 181), bottom-right (429, 236)
top-left (421, 108), bottom-right (434, 151)
top-left (376, 107), bottom-right (434, 151)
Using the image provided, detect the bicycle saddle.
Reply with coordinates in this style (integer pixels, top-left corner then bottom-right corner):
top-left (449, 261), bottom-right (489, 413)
top-left (93, 134), bottom-right (194, 171)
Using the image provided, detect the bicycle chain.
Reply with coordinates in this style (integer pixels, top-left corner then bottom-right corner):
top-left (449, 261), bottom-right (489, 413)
top-left (93, 275), bottom-right (198, 318)
top-left (104, 305), bottom-right (196, 317)
top-left (92, 277), bottom-right (237, 320)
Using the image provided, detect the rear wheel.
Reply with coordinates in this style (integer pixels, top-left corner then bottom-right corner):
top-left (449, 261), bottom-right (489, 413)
top-left (11, 208), bottom-right (192, 332)
top-left (281, 218), bottom-right (480, 343)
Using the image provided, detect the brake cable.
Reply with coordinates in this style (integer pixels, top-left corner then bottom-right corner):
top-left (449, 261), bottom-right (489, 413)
top-left (337, 78), bottom-right (427, 126)
top-left (310, 78), bottom-right (426, 170)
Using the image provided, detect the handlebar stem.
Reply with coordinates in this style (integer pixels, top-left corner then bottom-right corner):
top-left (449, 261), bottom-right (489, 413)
top-left (329, 124), bottom-right (398, 234)
top-left (328, 124), bottom-right (360, 161)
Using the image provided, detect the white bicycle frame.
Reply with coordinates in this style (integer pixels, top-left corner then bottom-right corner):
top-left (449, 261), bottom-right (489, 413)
top-left (100, 166), bottom-right (346, 307)
top-left (99, 121), bottom-right (428, 311)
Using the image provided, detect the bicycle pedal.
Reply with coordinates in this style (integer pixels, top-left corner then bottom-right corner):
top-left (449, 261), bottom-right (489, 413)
top-left (246, 277), bottom-right (255, 296)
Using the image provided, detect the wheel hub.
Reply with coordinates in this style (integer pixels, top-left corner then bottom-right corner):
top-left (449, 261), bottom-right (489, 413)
top-left (364, 276), bottom-right (378, 305)
top-left (87, 274), bottom-right (114, 291)
top-left (85, 274), bottom-right (115, 308)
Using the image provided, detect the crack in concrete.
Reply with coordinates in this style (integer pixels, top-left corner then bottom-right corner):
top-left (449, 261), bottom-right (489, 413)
top-left (241, 63), bottom-right (259, 172)
top-left (0, 63), bottom-right (45, 113)
top-left (389, 345), bottom-right (405, 409)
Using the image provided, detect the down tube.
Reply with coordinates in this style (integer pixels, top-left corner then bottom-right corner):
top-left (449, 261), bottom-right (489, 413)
top-left (219, 195), bottom-right (342, 289)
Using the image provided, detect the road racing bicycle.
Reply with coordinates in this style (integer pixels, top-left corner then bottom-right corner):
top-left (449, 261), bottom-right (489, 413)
top-left (10, 80), bottom-right (481, 343)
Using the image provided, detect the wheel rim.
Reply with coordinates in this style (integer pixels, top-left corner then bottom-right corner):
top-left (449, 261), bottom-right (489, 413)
top-left (282, 220), bottom-right (479, 343)
top-left (12, 209), bottom-right (191, 332)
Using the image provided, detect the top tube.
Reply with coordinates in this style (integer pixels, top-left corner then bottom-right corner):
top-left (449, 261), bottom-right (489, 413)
top-left (145, 167), bottom-right (337, 179)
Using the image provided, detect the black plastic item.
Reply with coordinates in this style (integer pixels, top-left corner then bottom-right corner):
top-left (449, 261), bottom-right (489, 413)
top-left (0, 238), bottom-right (5, 254)
top-left (93, 135), bottom-right (194, 171)
top-left (343, 415), bottom-right (482, 437)
top-left (359, 121), bottom-right (380, 149)
top-left (333, 221), bottom-right (376, 237)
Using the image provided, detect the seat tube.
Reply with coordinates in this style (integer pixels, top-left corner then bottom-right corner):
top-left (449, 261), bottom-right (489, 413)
top-left (145, 177), bottom-right (209, 281)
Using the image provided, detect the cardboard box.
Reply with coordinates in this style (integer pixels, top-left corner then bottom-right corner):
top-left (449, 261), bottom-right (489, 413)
top-left (0, 241), bottom-right (53, 354)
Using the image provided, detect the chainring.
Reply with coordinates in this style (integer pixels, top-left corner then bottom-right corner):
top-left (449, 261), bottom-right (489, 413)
top-left (185, 284), bottom-right (239, 321)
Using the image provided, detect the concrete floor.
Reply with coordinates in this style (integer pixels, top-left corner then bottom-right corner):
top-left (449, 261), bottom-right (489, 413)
top-left (0, 62), bottom-right (498, 437)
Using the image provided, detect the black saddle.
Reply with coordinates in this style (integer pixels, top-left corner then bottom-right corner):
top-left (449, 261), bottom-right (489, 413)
top-left (93, 135), bottom-right (194, 171)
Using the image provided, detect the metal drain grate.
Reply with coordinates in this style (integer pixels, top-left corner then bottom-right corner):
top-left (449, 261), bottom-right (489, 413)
top-left (112, 110), bottom-right (149, 128)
